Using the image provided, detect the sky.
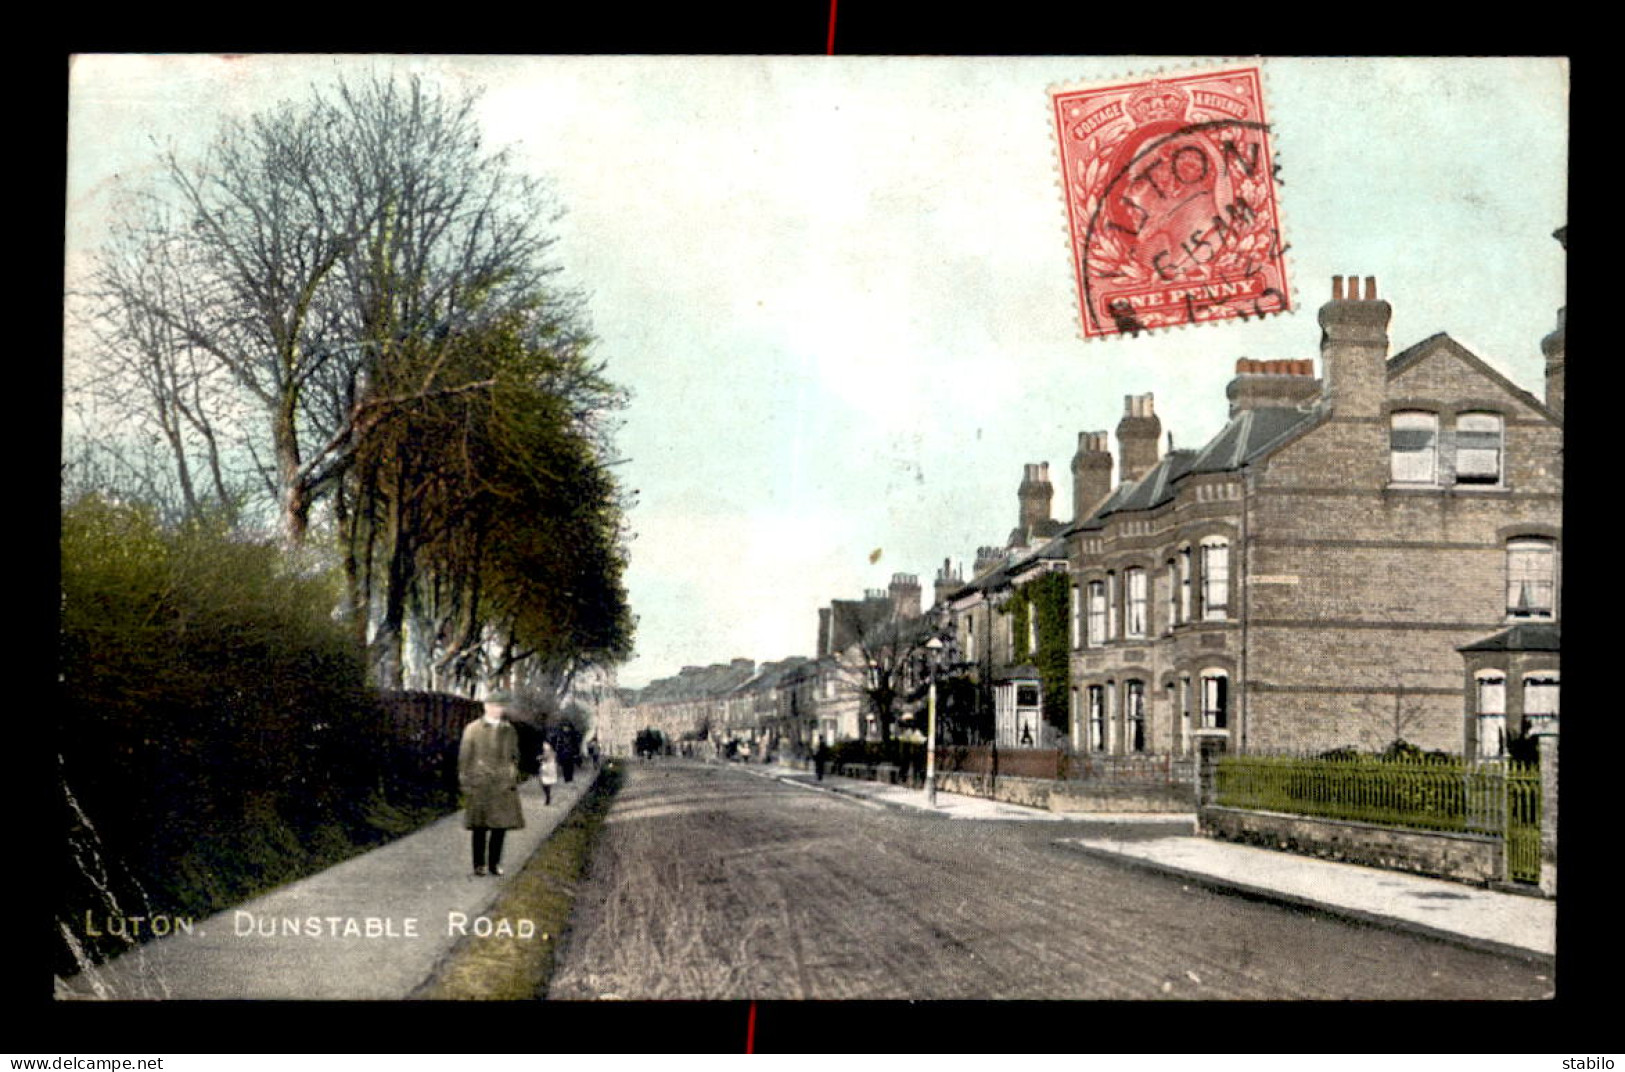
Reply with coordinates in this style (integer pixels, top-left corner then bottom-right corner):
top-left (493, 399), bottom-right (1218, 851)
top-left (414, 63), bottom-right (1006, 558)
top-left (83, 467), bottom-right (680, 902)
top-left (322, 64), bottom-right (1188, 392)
top-left (63, 55), bottom-right (1569, 688)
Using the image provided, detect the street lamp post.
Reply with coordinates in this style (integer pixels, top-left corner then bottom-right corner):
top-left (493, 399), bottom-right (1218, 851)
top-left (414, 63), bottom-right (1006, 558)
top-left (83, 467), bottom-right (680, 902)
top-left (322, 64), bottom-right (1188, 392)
top-left (924, 635), bottom-right (943, 807)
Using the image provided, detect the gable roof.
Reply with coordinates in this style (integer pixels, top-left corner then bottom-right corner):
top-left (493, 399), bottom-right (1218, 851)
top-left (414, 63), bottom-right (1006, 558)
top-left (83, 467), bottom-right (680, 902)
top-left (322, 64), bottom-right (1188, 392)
top-left (1386, 332), bottom-right (1559, 423)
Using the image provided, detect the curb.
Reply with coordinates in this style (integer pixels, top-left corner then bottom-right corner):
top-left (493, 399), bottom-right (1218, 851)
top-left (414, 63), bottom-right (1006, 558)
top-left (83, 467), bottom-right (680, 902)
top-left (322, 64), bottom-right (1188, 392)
top-left (764, 771), bottom-right (951, 817)
top-left (1058, 839), bottom-right (1555, 966)
top-left (410, 763), bottom-right (616, 1000)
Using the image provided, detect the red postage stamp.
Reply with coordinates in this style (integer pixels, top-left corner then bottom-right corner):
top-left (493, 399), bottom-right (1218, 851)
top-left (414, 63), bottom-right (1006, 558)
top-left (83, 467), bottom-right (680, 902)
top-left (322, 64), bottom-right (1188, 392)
top-left (1050, 64), bottom-right (1290, 340)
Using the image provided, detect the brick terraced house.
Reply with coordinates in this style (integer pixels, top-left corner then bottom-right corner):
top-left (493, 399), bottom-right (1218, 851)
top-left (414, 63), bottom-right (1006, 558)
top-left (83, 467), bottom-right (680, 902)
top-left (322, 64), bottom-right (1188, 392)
top-left (1061, 271), bottom-right (1562, 758)
top-left (627, 235), bottom-right (1564, 765)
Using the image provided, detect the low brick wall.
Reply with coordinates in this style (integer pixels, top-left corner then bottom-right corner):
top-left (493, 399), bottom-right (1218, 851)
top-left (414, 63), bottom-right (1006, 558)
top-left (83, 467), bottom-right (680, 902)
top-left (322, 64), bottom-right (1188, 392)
top-left (1051, 780), bottom-right (1195, 813)
top-left (936, 771), bottom-right (1051, 809)
top-left (935, 772), bottom-right (1194, 813)
top-left (1200, 806), bottom-right (1504, 885)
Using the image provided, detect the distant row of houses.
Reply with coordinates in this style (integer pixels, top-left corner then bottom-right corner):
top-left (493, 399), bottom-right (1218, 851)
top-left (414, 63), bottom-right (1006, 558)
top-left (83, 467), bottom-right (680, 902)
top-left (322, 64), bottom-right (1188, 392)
top-left (626, 231), bottom-right (1565, 764)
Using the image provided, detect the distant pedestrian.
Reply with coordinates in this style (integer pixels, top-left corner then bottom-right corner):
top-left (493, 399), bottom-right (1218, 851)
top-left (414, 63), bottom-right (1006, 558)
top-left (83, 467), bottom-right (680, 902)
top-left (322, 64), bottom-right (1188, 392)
top-left (459, 694), bottom-right (525, 877)
top-left (538, 741), bottom-right (560, 805)
top-left (588, 737), bottom-right (602, 769)
top-left (814, 741), bottom-right (830, 782)
top-left (560, 742), bottom-right (577, 784)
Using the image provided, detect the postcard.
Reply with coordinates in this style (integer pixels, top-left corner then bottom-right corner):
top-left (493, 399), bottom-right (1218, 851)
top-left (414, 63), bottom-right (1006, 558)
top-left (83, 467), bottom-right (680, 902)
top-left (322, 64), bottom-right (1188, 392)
top-left (58, 54), bottom-right (1566, 1007)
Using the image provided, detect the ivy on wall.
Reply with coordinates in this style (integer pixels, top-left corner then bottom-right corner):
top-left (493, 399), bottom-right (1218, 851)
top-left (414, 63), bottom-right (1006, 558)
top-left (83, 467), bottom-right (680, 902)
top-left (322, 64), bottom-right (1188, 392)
top-left (1002, 570), bottom-right (1072, 733)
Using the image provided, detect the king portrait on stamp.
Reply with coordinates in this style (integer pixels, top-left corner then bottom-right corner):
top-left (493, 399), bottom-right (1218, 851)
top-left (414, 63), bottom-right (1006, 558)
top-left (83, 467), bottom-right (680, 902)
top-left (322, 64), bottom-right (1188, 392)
top-left (1051, 64), bottom-right (1290, 340)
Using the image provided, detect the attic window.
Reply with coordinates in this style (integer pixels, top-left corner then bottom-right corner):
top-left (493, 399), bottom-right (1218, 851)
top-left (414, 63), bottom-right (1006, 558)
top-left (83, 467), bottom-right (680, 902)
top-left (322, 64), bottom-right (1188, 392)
top-left (1390, 411), bottom-right (1438, 484)
top-left (1455, 412), bottom-right (1503, 485)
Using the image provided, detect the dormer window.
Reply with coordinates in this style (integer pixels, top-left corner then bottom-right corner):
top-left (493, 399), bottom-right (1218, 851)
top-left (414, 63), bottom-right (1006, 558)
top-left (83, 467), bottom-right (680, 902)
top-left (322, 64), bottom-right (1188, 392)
top-left (1390, 411), bottom-right (1439, 484)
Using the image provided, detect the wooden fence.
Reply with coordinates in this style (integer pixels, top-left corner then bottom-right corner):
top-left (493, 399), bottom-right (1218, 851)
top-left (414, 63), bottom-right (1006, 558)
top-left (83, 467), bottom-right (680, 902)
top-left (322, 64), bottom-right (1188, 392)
top-left (934, 745), bottom-right (1064, 781)
top-left (377, 690), bottom-right (482, 787)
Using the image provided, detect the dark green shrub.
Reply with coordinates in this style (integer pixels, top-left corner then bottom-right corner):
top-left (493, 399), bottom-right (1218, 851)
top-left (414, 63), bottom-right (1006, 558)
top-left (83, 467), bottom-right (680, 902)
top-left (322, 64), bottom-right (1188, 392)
top-left (58, 494), bottom-right (453, 977)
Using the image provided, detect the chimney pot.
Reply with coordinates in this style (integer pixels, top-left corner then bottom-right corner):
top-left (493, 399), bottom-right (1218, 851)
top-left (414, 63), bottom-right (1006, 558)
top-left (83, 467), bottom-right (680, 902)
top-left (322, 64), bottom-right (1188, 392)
top-left (1332, 275), bottom-right (1344, 300)
top-left (1365, 276), bottom-right (1376, 300)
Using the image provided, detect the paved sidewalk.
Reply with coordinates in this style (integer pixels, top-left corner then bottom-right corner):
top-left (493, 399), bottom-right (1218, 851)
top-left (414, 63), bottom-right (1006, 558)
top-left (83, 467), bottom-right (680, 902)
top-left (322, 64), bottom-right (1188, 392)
top-left (1057, 834), bottom-right (1555, 960)
top-left (768, 767), bottom-right (1554, 961)
top-left (56, 774), bottom-right (594, 1000)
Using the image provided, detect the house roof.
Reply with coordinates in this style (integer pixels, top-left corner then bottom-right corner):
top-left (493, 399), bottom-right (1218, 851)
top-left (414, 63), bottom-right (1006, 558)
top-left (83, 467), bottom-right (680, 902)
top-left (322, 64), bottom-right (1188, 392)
top-left (1385, 332), bottom-right (1557, 422)
top-left (1457, 623), bottom-right (1561, 653)
top-left (1063, 404), bottom-right (1320, 534)
top-left (1187, 406), bottom-right (1322, 476)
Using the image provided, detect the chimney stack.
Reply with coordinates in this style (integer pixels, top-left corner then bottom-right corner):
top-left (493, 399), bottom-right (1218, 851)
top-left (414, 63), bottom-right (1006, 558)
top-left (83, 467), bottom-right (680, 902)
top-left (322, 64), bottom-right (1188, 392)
top-left (1071, 430), bottom-right (1113, 521)
top-left (1543, 226), bottom-right (1566, 418)
top-left (933, 558), bottom-right (963, 608)
top-left (1226, 357), bottom-right (1323, 416)
top-left (974, 545), bottom-right (1005, 577)
top-left (889, 572), bottom-right (922, 621)
top-left (1017, 462), bottom-right (1055, 542)
top-left (1319, 274), bottom-right (1392, 418)
top-left (1116, 393), bottom-right (1161, 485)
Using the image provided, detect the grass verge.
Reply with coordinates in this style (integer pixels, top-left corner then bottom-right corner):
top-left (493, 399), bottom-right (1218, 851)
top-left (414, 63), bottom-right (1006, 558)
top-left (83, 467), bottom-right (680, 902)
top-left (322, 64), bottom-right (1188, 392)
top-left (413, 760), bottom-right (624, 1000)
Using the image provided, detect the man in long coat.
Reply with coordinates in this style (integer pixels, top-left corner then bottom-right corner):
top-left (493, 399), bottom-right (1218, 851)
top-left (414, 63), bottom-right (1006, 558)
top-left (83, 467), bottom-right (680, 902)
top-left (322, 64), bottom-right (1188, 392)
top-left (459, 694), bottom-right (525, 876)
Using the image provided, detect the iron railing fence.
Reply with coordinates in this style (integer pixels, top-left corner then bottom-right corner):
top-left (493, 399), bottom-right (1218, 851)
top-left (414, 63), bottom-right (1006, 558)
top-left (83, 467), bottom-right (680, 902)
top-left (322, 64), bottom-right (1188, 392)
top-left (1214, 752), bottom-right (1539, 839)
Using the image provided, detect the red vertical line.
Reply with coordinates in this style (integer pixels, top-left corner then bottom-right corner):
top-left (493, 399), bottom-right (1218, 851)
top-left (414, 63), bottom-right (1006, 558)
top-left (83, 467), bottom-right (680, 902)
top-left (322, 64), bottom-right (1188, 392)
top-left (826, 0), bottom-right (838, 54)
top-left (746, 1000), bottom-right (758, 1053)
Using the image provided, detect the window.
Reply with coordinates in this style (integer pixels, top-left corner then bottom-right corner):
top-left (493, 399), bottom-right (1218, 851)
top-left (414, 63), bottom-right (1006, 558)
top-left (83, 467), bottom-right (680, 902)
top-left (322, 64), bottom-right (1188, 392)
top-left (1200, 539), bottom-right (1229, 620)
top-left (1506, 539), bottom-right (1556, 620)
top-left (1391, 411), bottom-right (1439, 484)
top-left (1522, 673), bottom-right (1559, 737)
top-left (1179, 547), bottom-right (1192, 622)
top-left (1087, 685), bottom-right (1105, 751)
top-left (1125, 568), bottom-right (1148, 638)
top-left (1166, 560), bottom-right (1180, 630)
top-left (1475, 671), bottom-right (1506, 759)
top-left (1071, 584), bottom-right (1082, 649)
top-left (1087, 580), bottom-right (1106, 646)
top-left (1106, 571), bottom-right (1118, 639)
top-left (1125, 680), bottom-right (1146, 752)
top-left (1016, 684), bottom-right (1041, 708)
top-left (1200, 671), bottom-right (1229, 730)
top-left (1455, 413), bottom-right (1503, 485)
top-left (1026, 610), bottom-right (1037, 655)
top-left (1179, 676), bottom-right (1193, 755)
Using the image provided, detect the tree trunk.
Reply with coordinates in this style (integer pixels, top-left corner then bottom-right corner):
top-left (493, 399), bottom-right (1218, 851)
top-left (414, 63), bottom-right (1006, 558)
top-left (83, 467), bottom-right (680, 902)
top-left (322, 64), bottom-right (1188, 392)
top-left (275, 403), bottom-right (309, 546)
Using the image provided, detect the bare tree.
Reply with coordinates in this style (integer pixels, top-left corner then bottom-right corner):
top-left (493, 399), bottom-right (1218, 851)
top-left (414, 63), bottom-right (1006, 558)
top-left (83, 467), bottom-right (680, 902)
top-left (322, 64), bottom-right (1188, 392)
top-left (72, 72), bottom-right (633, 690)
top-left (77, 74), bottom-right (573, 546)
top-left (829, 600), bottom-right (933, 744)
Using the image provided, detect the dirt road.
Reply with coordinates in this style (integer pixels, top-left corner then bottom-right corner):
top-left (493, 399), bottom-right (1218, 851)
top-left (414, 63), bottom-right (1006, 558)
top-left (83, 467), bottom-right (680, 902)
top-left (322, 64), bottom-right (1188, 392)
top-left (547, 761), bottom-right (1552, 1000)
